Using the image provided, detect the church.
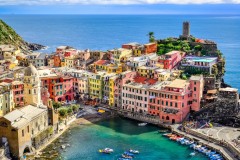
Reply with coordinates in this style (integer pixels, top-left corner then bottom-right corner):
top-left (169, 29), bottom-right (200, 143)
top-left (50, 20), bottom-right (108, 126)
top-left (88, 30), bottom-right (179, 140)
top-left (0, 64), bottom-right (58, 159)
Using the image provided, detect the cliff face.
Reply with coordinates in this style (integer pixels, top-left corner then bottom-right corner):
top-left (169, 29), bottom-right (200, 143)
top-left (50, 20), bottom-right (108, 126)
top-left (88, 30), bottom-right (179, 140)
top-left (0, 19), bottom-right (45, 51)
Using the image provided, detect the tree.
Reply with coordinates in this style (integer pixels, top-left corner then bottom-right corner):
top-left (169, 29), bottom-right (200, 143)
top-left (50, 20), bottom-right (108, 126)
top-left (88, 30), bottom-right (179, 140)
top-left (59, 108), bottom-right (67, 117)
top-left (53, 101), bottom-right (62, 109)
top-left (67, 107), bottom-right (73, 115)
top-left (148, 32), bottom-right (155, 43)
top-left (71, 104), bottom-right (79, 113)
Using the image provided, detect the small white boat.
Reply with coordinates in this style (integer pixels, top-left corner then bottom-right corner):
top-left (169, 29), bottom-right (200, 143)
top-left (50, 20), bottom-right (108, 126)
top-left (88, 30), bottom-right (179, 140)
top-left (190, 152), bottom-right (196, 156)
top-left (61, 145), bottom-right (66, 149)
top-left (138, 123), bottom-right (147, 126)
top-left (99, 148), bottom-right (114, 154)
top-left (129, 149), bottom-right (140, 154)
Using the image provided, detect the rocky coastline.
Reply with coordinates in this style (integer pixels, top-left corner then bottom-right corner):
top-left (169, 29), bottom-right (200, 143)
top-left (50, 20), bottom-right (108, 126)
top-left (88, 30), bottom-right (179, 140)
top-left (24, 42), bottom-right (46, 51)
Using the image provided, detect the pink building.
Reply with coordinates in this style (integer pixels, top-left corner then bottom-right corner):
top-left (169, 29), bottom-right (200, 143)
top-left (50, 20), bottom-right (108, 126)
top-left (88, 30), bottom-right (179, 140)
top-left (122, 75), bottom-right (157, 113)
top-left (41, 75), bottom-right (74, 102)
top-left (158, 51), bottom-right (185, 69)
top-left (0, 79), bottom-right (24, 107)
top-left (148, 75), bottom-right (203, 124)
top-left (64, 49), bottom-right (77, 57)
top-left (114, 71), bottom-right (137, 108)
top-left (11, 81), bottom-right (24, 107)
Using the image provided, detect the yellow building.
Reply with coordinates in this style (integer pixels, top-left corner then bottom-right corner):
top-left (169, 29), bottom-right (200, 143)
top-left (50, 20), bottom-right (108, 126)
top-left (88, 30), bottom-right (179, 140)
top-left (23, 64), bottom-right (41, 106)
top-left (87, 71), bottom-right (106, 99)
top-left (0, 82), bottom-right (14, 117)
top-left (137, 66), bottom-right (159, 78)
top-left (110, 48), bottom-right (132, 64)
top-left (65, 56), bottom-right (75, 68)
top-left (133, 48), bottom-right (143, 57)
top-left (107, 64), bottom-right (123, 74)
top-left (0, 45), bottom-right (20, 60)
top-left (108, 75), bottom-right (118, 107)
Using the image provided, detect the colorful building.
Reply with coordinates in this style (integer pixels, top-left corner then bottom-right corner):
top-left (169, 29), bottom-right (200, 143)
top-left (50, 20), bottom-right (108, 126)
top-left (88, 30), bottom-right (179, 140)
top-left (12, 81), bottom-right (24, 107)
top-left (158, 51), bottom-right (185, 69)
top-left (148, 75), bottom-right (204, 124)
top-left (122, 75), bottom-right (157, 113)
top-left (144, 43), bottom-right (157, 54)
top-left (180, 56), bottom-right (218, 74)
top-left (0, 82), bottom-right (14, 117)
top-left (137, 66), bottom-right (159, 78)
top-left (109, 48), bottom-right (132, 64)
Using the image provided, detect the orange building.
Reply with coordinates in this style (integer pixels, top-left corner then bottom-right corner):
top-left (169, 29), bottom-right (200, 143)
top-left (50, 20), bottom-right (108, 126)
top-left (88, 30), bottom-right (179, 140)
top-left (144, 43), bottom-right (157, 54)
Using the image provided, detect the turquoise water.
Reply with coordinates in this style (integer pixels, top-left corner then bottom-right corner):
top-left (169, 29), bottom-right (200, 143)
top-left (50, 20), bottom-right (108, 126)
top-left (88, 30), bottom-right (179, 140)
top-left (54, 118), bottom-right (208, 160)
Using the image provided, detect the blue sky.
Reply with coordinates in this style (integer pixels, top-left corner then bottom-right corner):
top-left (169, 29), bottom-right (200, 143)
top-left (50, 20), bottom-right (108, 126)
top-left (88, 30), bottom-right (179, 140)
top-left (0, 0), bottom-right (240, 14)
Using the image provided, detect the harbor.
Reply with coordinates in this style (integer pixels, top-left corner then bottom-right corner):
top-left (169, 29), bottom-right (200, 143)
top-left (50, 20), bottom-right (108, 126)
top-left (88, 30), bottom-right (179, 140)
top-left (40, 117), bottom-right (208, 160)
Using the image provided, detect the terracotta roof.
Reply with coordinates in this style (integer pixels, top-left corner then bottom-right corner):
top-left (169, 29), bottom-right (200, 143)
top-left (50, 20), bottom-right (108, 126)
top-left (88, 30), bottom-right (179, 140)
top-left (94, 60), bottom-right (110, 65)
top-left (133, 76), bottom-right (157, 85)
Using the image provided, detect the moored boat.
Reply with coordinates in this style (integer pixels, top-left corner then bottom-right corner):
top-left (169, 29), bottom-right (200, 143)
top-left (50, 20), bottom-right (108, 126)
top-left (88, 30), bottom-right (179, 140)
top-left (129, 149), bottom-right (139, 154)
top-left (122, 154), bottom-right (133, 159)
top-left (99, 148), bottom-right (114, 154)
top-left (138, 123), bottom-right (147, 126)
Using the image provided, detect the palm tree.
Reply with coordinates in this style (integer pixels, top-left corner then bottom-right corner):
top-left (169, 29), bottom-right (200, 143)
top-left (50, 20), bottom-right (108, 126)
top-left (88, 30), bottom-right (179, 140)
top-left (148, 32), bottom-right (155, 42)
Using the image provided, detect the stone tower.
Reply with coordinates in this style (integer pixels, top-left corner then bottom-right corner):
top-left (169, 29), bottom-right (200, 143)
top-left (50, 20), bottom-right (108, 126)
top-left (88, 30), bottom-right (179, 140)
top-left (23, 63), bottom-right (41, 106)
top-left (182, 21), bottom-right (190, 38)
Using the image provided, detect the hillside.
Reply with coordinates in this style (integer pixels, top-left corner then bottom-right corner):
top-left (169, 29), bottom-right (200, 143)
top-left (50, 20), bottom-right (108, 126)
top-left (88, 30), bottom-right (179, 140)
top-left (0, 19), bottom-right (45, 51)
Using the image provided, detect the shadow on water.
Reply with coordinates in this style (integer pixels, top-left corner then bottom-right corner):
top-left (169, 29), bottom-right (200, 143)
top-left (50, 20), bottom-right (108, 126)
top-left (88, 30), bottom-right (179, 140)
top-left (91, 116), bottom-right (160, 136)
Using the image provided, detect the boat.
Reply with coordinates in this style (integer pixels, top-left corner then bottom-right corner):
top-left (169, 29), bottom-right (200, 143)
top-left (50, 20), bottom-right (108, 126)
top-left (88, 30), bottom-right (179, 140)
top-left (190, 152), bottom-right (196, 156)
top-left (118, 158), bottom-right (132, 160)
top-left (138, 123), bottom-right (147, 126)
top-left (61, 145), bottom-right (66, 149)
top-left (158, 130), bottom-right (169, 133)
top-left (122, 154), bottom-right (133, 159)
top-left (99, 148), bottom-right (114, 154)
top-left (129, 149), bottom-right (139, 154)
top-left (124, 151), bottom-right (135, 157)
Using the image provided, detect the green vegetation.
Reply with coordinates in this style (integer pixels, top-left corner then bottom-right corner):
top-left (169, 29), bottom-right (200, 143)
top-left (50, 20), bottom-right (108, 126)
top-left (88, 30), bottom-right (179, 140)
top-left (59, 108), bottom-right (68, 117)
top-left (58, 104), bottom-right (79, 118)
top-left (148, 32), bottom-right (155, 43)
top-left (157, 38), bottom-right (191, 55)
top-left (0, 19), bottom-right (27, 49)
top-left (53, 101), bottom-right (62, 109)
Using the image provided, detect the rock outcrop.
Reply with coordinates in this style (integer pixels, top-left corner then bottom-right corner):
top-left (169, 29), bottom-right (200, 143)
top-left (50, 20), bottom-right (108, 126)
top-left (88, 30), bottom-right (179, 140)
top-left (0, 19), bottom-right (45, 52)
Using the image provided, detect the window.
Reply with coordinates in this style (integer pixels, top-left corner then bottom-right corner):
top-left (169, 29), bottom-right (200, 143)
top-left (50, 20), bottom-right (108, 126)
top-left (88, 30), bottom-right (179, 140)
top-left (27, 126), bottom-right (30, 133)
top-left (194, 87), bottom-right (196, 91)
top-left (29, 90), bottom-right (31, 94)
top-left (175, 103), bottom-right (178, 107)
top-left (22, 129), bottom-right (24, 137)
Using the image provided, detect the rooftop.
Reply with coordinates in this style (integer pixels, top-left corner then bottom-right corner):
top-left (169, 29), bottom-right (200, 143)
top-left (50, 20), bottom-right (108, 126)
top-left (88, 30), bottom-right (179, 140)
top-left (219, 87), bottom-right (238, 92)
top-left (184, 56), bottom-right (218, 63)
top-left (134, 75), bottom-right (157, 85)
top-left (190, 75), bottom-right (203, 81)
top-left (3, 105), bottom-right (47, 129)
top-left (122, 42), bottom-right (140, 46)
top-left (94, 60), bottom-right (110, 65)
top-left (166, 79), bottom-right (188, 88)
top-left (165, 50), bottom-right (182, 56)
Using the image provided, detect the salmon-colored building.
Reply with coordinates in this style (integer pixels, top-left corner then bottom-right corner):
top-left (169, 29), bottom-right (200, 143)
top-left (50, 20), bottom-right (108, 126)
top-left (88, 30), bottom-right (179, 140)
top-left (158, 51), bottom-right (185, 69)
top-left (1, 79), bottom-right (24, 107)
top-left (148, 75), bottom-right (203, 124)
top-left (41, 75), bottom-right (74, 102)
top-left (53, 55), bottom-right (64, 67)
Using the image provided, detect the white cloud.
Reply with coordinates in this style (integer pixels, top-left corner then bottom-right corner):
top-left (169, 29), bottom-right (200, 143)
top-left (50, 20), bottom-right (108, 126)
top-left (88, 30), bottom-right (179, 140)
top-left (0, 0), bottom-right (240, 5)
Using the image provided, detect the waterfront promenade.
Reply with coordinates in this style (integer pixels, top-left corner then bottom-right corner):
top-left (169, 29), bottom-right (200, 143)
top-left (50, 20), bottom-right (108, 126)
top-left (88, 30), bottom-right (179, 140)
top-left (101, 105), bottom-right (240, 160)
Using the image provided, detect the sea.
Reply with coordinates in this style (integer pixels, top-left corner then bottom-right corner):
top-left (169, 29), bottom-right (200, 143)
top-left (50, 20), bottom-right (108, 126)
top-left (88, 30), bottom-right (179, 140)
top-left (0, 15), bottom-right (239, 90)
top-left (0, 15), bottom-right (239, 159)
top-left (43, 117), bottom-right (208, 160)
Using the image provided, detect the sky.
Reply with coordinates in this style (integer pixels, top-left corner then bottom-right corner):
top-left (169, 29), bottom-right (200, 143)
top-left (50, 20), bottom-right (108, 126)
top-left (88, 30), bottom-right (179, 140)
top-left (0, 0), bottom-right (240, 14)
